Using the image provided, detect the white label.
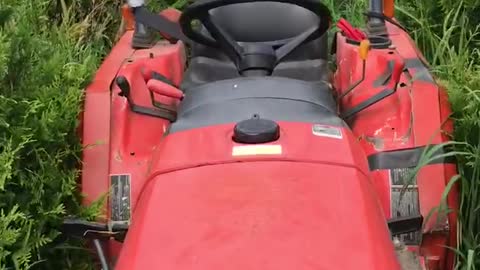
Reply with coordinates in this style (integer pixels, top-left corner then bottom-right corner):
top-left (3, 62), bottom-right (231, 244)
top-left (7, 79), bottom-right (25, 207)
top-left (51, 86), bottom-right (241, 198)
top-left (232, 145), bottom-right (282, 156)
top-left (312, 124), bottom-right (343, 139)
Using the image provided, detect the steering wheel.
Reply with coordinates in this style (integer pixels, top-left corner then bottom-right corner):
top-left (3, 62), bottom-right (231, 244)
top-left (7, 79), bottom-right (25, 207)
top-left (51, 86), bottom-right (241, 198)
top-left (179, 0), bottom-right (331, 75)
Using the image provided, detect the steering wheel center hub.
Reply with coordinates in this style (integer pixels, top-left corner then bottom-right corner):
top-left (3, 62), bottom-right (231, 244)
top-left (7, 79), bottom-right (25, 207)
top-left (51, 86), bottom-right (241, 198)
top-left (238, 44), bottom-right (276, 75)
top-left (179, 0), bottom-right (331, 76)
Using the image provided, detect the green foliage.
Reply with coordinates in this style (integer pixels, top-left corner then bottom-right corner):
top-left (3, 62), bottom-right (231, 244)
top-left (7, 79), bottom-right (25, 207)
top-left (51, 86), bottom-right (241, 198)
top-left (396, 1), bottom-right (480, 268)
top-left (0, 0), bottom-right (119, 268)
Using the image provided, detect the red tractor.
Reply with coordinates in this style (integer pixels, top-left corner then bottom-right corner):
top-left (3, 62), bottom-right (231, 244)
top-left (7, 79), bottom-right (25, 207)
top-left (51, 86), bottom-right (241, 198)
top-left (63, 0), bottom-right (459, 269)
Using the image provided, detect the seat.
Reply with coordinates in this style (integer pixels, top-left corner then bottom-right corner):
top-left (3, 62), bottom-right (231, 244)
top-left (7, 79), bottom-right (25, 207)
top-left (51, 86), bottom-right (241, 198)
top-left (181, 56), bottom-right (330, 90)
top-left (181, 2), bottom-right (330, 89)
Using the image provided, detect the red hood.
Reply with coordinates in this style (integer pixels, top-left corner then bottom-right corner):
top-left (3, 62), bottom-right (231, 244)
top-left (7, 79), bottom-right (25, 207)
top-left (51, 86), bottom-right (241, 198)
top-left (116, 161), bottom-right (401, 270)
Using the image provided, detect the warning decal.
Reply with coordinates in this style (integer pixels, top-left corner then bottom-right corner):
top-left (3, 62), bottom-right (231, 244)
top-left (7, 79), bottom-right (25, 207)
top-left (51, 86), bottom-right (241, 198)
top-left (312, 124), bottom-right (343, 139)
top-left (390, 168), bottom-right (422, 245)
top-left (232, 145), bottom-right (282, 156)
top-left (110, 174), bottom-right (131, 224)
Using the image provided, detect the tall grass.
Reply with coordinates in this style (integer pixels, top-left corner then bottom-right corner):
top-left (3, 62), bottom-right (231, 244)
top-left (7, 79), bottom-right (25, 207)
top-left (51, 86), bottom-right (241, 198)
top-left (0, 0), bottom-right (479, 269)
top-left (396, 1), bottom-right (480, 268)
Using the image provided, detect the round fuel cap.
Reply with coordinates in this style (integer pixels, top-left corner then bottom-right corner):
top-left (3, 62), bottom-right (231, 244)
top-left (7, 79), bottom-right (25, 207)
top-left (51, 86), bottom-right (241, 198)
top-left (233, 116), bottom-right (280, 144)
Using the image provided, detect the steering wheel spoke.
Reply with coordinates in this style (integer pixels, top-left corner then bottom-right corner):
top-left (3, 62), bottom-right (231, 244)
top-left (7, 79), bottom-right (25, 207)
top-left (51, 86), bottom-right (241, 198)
top-left (275, 25), bottom-right (320, 63)
top-left (199, 14), bottom-right (244, 64)
top-left (179, 0), bottom-right (331, 75)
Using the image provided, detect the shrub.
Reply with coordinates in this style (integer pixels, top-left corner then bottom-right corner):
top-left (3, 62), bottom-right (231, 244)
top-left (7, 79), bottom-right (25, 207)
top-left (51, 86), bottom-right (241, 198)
top-left (0, 0), bottom-right (119, 269)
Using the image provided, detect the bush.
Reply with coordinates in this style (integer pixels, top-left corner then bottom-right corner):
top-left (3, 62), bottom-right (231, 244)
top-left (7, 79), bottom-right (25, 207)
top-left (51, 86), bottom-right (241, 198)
top-left (0, 0), bottom-right (119, 269)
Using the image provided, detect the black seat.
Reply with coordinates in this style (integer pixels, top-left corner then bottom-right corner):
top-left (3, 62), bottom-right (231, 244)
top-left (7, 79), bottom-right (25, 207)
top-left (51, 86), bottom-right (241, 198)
top-left (181, 2), bottom-right (330, 89)
top-left (170, 77), bottom-right (342, 133)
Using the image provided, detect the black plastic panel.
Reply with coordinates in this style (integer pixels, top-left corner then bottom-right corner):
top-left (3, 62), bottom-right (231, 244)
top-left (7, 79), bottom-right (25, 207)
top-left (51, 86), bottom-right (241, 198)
top-left (170, 77), bottom-right (342, 133)
top-left (181, 56), bottom-right (330, 90)
top-left (368, 145), bottom-right (456, 170)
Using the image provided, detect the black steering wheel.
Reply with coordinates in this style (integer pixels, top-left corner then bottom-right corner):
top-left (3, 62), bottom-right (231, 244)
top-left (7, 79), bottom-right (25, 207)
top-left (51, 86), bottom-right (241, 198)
top-left (179, 0), bottom-right (331, 75)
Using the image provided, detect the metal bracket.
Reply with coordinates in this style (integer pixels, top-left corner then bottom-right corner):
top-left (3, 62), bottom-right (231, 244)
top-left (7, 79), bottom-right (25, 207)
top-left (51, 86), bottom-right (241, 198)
top-left (387, 215), bottom-right (424, 236)
top-left (61, 218), bottom-right (128, 242)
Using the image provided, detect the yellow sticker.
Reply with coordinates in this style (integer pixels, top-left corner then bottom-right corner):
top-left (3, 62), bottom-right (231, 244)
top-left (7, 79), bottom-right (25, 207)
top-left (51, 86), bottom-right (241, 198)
top-left (232, 145), bottom-right (282, 156)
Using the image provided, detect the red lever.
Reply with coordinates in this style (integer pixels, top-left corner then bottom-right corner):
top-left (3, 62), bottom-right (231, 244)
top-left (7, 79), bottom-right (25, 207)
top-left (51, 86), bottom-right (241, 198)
top-left (337, 18), bottom-right (366, 41)
top-left (147, 79), bottom-right (184, 100)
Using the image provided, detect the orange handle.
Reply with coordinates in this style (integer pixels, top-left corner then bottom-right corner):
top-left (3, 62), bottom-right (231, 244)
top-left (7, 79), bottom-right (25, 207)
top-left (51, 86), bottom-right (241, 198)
top-left (122, 4), bottom-right (135, 31)
top-left (384, 0), bottom-right (395, 18)
top-left (359, 40), bottom-right (370, 61)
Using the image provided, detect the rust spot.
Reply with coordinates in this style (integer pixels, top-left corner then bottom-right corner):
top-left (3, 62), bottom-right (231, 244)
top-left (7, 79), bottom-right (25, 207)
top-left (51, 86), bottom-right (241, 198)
top-left (365, 135), bottom-right (385, 150)
top-left (114, 150), bottom-right (122, 162)
top-left (394, 239), bottom-right (423, 270)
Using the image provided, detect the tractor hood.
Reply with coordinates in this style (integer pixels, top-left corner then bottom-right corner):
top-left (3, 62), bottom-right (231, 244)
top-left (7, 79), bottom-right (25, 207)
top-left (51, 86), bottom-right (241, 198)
top-left (115, 161), bottom-right (401, 270)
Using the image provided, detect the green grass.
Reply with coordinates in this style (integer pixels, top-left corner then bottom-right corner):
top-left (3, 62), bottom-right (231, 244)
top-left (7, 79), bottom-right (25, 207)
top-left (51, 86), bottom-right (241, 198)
top-left (0, 0), bottom-right (479, 269)
top-left (0, 0), bottom-right (121, 269)
top-left (397, 1), bottom-right (480, 268)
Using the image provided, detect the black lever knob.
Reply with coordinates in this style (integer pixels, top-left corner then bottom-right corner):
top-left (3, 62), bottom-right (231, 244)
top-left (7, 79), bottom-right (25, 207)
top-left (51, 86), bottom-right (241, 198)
top-left (116, 76), bottom-right (130, 97)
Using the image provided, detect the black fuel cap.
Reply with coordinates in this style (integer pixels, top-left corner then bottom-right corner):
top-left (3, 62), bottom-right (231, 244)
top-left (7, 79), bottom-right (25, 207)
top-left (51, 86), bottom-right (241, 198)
top-left (233, 115), bottom-right (280, 144)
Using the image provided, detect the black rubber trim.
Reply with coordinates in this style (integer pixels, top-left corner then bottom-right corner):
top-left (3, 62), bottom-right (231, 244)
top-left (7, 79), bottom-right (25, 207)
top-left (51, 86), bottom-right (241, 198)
top-left (132, 25), bottom-right (156, 49)
top-left (404, 58), bottom-right (434, 83)
top-left (343, 34), bottom-right (392, 49)
top-left (341, 88), bottom-right (395, 119)
top-left (404, 57), bottom-right (430, 69)
top-left (373, 60), bottom-right (394, 87)
top-left (387, 215), bottom-right (423, 236)
top-left (133, 6), bottom-right (192, 44)
top-left (131, 103), bottom-right (176, 121)
top-left (368, 145), bottom-right (456, 170)
top-left (151, 71), bottom-right (178, 88)
top-left (344, 37), bottom-right (362, 46)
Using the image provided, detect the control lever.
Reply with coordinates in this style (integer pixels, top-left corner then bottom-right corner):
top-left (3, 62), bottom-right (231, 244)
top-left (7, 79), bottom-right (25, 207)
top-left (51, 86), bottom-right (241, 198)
top-left (338, 39), bottom-right (370, 100)
top-left (147, 79), bottom-right (184, 100)
top-left (116, 76), bottom-right (131, 98)
top-left (116, 76), bottom-right (178, 121)
top-left (340, 51), bottom-right (404, 119)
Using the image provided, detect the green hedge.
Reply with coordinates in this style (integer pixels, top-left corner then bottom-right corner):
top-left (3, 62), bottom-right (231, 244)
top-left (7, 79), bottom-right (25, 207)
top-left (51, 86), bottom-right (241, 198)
top-left (0, 0), bottom-right (120, 269)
